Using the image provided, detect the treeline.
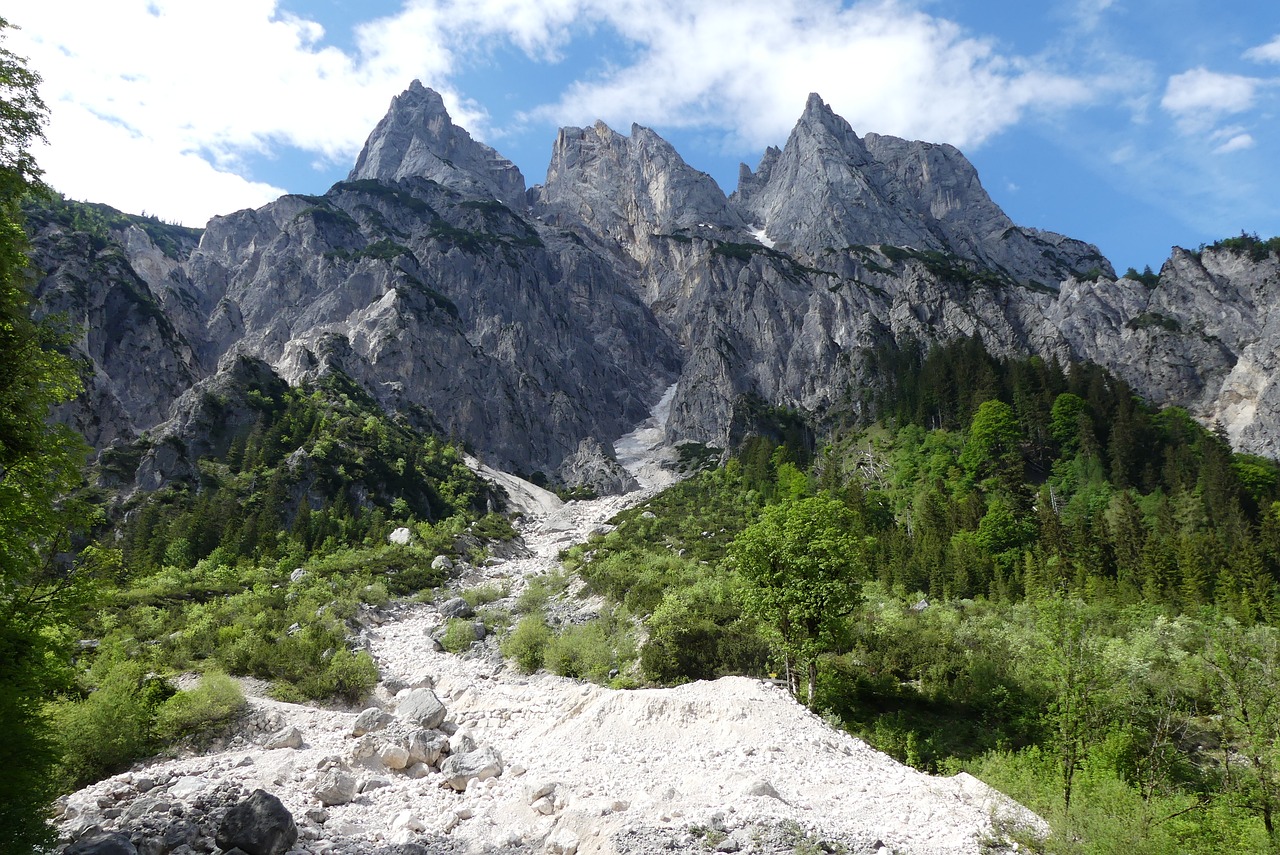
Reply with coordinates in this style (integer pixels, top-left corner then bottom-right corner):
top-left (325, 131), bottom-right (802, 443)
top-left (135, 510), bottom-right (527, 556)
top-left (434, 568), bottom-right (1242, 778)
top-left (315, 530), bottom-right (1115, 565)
top-left (860, 337), bottom-right (1280, 617)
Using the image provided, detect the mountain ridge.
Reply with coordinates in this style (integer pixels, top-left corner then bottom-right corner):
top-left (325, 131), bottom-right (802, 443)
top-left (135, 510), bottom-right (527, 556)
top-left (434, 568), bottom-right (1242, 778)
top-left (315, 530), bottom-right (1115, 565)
top-left (24, 82), bottom-right (1280, 497)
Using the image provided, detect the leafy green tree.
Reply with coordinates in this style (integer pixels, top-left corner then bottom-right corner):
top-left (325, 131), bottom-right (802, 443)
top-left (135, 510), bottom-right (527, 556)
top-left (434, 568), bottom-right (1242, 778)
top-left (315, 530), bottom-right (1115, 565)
top-left (1204, 621), bottom-right (1280, 844)
top-left (731, 494), bottom-right (870, 706)
top-left (960, 399), bottom-right (1023, 490)
top-left (0, 17), bottom-right (96, 849)
top-left (1019, 596), bottom-right (1119, 816)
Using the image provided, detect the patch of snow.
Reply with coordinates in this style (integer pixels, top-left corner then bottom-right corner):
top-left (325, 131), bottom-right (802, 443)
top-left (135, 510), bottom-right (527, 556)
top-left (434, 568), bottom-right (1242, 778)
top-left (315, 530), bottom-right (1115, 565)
top-left (749, 226), bottom-right (775, 249)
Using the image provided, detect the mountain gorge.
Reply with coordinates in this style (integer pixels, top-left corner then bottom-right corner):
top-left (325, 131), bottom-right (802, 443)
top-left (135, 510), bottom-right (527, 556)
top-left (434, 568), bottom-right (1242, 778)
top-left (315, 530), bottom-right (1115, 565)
top-left (26, 81), bottom-right (1280, 494)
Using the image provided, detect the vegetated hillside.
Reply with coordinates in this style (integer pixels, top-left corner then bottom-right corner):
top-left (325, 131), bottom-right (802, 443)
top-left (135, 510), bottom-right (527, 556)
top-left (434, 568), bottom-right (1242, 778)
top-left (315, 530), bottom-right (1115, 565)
top-left (48, 363), bottom-right (520, 791)
top-left (506, 336), bottom-right (1280, 854)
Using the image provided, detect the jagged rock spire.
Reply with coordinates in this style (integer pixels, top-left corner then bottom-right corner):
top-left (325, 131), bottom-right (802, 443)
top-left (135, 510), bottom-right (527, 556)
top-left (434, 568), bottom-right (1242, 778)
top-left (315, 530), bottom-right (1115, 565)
top-left (349, 81), bottom-right (526, 209)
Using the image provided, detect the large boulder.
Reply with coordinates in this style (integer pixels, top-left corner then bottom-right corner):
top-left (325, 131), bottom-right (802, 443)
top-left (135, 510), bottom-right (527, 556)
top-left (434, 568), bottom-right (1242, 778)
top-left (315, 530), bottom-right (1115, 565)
top-left (314, 771), bottom-right (358, 806)
top-left (406, 730), bottom-right (447, 767)
top-left (352, 707), bottom-right (395, 736)
top-left (440, 746), bottom-right (504, 791)
top-left (397, 688), bottom-right (447, 729)
top-left (65, 832), bottom-right (138, 855)
top-left (215, 789), bottom-right (298, 855)
top-left (438, 597), bottom-right (474, 619)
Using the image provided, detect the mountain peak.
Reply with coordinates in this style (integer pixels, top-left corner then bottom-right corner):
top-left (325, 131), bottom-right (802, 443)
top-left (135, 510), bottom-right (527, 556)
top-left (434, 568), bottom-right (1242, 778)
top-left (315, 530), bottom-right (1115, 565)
top-left (729, 94), bottom-right (1110, 284)
top-left (533, 119), bottom-right (742, 246)
top-left (348, 82), bottom-right (526, 208)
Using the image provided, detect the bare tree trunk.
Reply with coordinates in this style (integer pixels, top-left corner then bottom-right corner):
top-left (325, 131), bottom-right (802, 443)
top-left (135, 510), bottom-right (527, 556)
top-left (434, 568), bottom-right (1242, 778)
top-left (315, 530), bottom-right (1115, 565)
top-left (807, 659), bottom-right (817, 708)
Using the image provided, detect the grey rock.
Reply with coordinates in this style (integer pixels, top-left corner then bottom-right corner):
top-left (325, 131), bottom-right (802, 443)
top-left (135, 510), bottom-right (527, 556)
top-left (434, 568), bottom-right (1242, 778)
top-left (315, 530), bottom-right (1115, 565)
top-left (349, 80), bottom-right (527, 210)
top-left (430, 554), bottom-right (453, 572)
top-left (263, 726), bottom-right (303, 750)
top-left (313, 771), bottom-right (358, 806)
top-left (162, 819), bottom-right (200, 851)
top-left (65, 832), bottom-right (138, 855)
top-left (358, 775), bottom-right (391, 793)
top-left (555, 438), bottom-right (639, 496)
top-left (351, 707), bottom-right (395, 737)
top-left (532, 120), bottom-right (745, 260)
top-left (448, 728), bottom-right (477, 755)
top-left (730, 92), bottom-right (1110, 287)
top-left (439, 745), bottom-right (504, 791)
top-left (405, 730), bottom-right (447, 767)
top-left (396, 688), bottom-right (447, 729)
top-left (215, 789), bottom-right (297, 855)
top-left (438, 597), bottom-right (473, 619)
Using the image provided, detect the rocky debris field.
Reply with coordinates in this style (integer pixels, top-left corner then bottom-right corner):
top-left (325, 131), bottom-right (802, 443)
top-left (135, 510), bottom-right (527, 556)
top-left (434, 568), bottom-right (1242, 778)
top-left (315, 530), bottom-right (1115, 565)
top-left (55, 395), bottom-right (1044, 855)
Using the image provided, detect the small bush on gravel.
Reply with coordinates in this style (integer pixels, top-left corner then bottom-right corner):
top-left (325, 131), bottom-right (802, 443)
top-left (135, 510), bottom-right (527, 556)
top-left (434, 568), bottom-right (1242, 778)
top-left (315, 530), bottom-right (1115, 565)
top-left (461, 583), bottom-right (508, 608)
top-left (543, 622), bottom-right (616, 682)
top-left (503, 615), bottom-right (552, 673)
top-left (154, 670), bottom-right (245, 742)
top-left (441, 618), bottom-right (480, 653)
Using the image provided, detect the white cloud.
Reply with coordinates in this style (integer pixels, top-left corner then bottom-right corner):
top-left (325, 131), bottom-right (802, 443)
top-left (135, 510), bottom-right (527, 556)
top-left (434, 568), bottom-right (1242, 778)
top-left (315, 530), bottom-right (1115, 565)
top-left (1071, 0), bottom-right (1116, 32)
top-left (7, 0), bottom-right (468, 223)
top-left (37, 102), bottom-right (286, 224)
top-left (1244, 35), bottom-right (1280, 64)
top-left (1212, 133), bottom-right (1255, 154)
top-left (6, 0), bottom-right (1100, 224)
top-left (517, 0), bottom-right (1094, 151)
top-left (1161, 67), bottom-right (1262, 131)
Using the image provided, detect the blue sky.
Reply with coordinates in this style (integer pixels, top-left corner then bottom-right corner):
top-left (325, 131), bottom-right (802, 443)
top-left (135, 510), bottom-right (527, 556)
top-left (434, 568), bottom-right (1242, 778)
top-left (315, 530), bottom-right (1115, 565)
top-left (8, 0), bottom-right (1280, 274)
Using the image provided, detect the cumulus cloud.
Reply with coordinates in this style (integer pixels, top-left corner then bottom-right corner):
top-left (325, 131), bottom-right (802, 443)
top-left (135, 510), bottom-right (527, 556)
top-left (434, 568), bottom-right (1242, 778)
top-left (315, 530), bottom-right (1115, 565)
top-left (1161, 67), bottom-right (1262, 131)
top-left (516, 0), bottom-right (1094, 151)
top-left (1212, 133), bottom-right (1255, 154)
top-left (8, 0), bottom-right (468, 223)
top-left (1244, 35), bottom-right (1280, 64)
top-left (8, 0), bottom-right (1097, 223)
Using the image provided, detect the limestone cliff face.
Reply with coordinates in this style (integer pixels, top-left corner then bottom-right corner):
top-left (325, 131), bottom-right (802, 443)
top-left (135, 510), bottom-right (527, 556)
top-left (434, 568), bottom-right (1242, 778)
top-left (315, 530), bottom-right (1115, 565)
top-left (1044, 248), bottom-right (1280, 456)
top-left (348, 81), bottom-right (527, 211)
top-left (530, 121), bottom-right (745, 260)
top-left (24, 208), bottom-right (203, 450)
top-left (730, 94), bottom-right (1111, 287)
top-left (27, 84), bottom-right (1280, 482)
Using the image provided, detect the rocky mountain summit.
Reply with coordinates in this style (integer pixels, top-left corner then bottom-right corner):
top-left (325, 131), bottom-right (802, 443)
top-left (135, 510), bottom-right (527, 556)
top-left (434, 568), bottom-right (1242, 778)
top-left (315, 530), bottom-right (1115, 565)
top-left (25, 82), bottom-right (1280, 494)
top-left (349, 80), bottom-right (527, 210)
top-left (730, 93), bottom-right (1110, 287)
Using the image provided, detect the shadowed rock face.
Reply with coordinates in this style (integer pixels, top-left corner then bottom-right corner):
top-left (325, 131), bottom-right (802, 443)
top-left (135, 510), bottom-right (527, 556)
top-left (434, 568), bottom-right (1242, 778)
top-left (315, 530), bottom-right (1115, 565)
top-left (29, 84), bottom-right (1280, 481)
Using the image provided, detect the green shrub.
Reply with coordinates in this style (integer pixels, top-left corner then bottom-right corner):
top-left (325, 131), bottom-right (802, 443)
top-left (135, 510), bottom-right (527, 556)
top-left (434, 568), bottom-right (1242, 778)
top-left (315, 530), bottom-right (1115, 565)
top-left (544, 622), bottom-right (617, 682)
top-left (503, 615), bottom-right (552, 673)
top-left (297, 648), bottom-right (378, 703)
top-left (471, 512), bottom-right (517, 541)
top-left (461, 583), bottom-right (508, 608)
top-left (53, 668), bottom-right (157, 790)
top-left (441, 618), bottom-right (479, 653)
top-left (153, 670), bottom-right (245, 743)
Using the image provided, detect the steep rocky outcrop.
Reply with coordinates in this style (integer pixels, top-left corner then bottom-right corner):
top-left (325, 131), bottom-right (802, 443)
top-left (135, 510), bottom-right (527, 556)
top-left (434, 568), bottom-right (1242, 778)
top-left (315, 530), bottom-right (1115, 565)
top-left (24, 208), bottom-right (203, 450)
top-left (531, 120), bottom-right (745, 257)
top-left (1044, 247), bottom-right (1280, 456)
top-left (730, 93), bottom-right (1111, 286)
top-left (348, 80), bottom-right (527, 210)
top-left (556, 437), bottom-right (639, 496)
